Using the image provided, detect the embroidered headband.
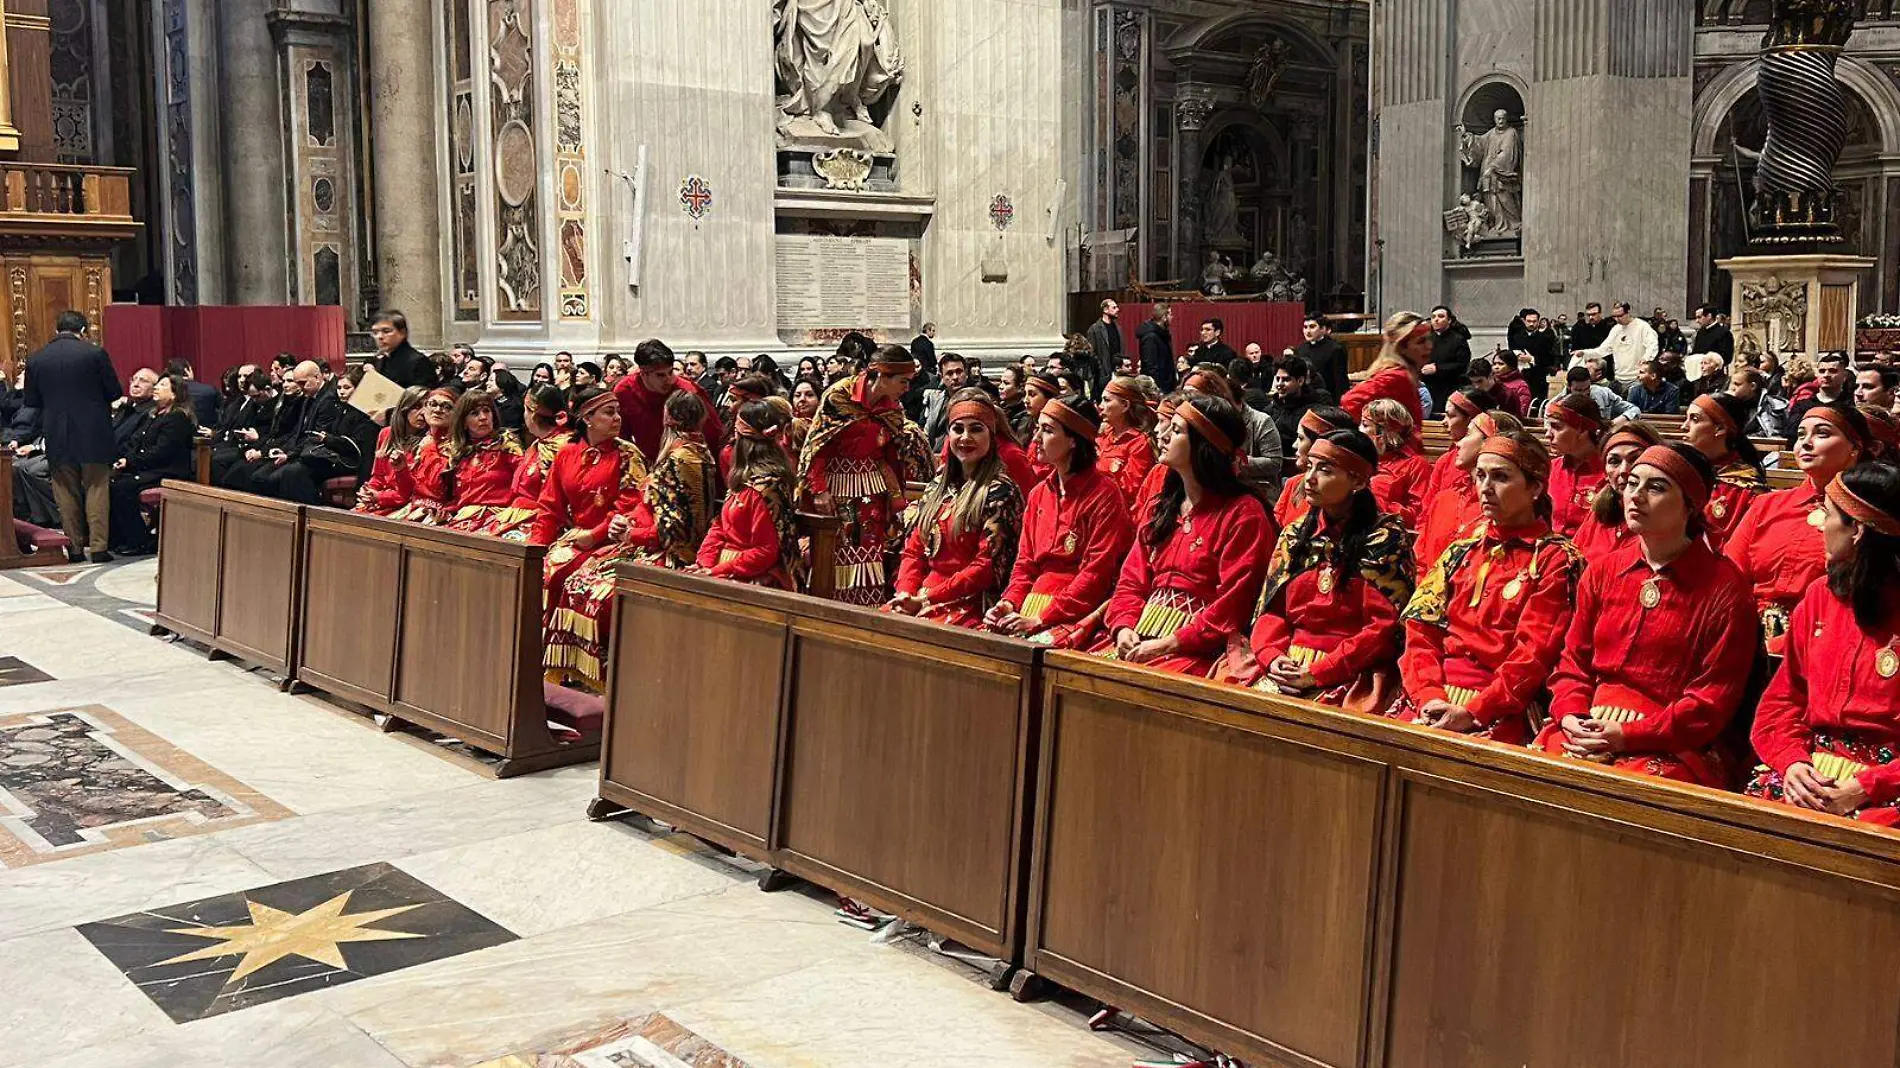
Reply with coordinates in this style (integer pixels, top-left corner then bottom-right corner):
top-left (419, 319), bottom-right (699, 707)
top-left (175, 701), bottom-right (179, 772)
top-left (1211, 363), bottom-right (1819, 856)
top-left (1026, 373), bottom-right (1062, 398)
top-left (869, 353), bottom-right (916, 375)
top-left (1692, 393), bottom-right (1737, 438)
top-left (948, 398), bottom-right (999, 430)
top-left (1448, 391), bottom-right (1483, 419)
top-left (1042, 399), bottom-right (1097, 441)
top-left (1634, 444), bottom-right (1709, 513)
top-left (576, 391), bottom-right (617, 421)
top-left (1827, 476), bottom-right (1900, 537)
top-left (1308, 436), bottom-right (1373, 481)
top-left (1863, 406), bottom-right (1900, 448)
top-left (735, 416), bottom-right (776, 440)
top-left (1178, 400), bottom-right (1238, 456)
top-left (1470, 412), bottom-right (1502, 440)
top-left (1477, 435), bottom-right (1548, 485)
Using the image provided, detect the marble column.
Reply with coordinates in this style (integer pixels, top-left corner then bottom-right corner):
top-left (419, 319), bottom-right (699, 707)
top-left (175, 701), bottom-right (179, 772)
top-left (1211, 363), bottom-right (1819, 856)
top-left (216, 0), bottom-right (289, 303)
top-left (366, 0), bottom-right (442, 345)
top-left (1175, 89), bottom-right (1213, 283)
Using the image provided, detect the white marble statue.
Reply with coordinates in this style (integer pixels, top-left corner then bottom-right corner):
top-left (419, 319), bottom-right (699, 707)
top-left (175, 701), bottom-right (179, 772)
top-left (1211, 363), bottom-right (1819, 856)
top-left (1443, 194), bottom-right (1490, 251)
top-left (773, 0), bottom-right (904, 152)
top-left (1455, 109), bottom-right (1523, 239)
top-left (1202, 156), bottom-right (1245, 247)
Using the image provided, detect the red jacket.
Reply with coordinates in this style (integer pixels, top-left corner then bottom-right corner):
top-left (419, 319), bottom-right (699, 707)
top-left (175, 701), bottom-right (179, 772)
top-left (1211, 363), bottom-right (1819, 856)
top-left (613, 373), bottom-right (724, 465)
top-left (1002, 467), bottom-right (1133, 630)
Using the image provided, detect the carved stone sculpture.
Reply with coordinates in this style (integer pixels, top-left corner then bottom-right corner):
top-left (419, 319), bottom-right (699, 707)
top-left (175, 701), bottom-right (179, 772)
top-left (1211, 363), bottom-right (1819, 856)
top-left (1202, 155), bottom-right (1245, 247)
top-left (1741, 275), bottom-right (1809, 351)
top-left (1454, 109), bottom-right (1522, 240)
top-left (1748, 0), bottom-right (1859, 242)
top-left (1443, 194), bottom-right (1490, 251)
top-left (773, 0), bottom-right (904, 153)
top-left (1246, 38), bottom-right (1292, 111)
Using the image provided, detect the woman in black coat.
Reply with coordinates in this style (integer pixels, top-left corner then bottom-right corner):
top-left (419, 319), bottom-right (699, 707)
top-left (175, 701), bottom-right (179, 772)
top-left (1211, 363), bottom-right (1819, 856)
top-left (108, 374), bottom-right (197, 554)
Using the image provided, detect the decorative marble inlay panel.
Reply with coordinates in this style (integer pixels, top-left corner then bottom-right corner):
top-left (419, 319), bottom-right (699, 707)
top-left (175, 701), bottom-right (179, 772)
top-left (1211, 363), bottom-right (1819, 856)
top-left (49, 0), bottom-right (93, 163)
top-left (1109, 9), bottom-right (1144, 232)
top-left (447, 0), bottom-right (480, 321)
top-left (551, 0), bottom-right (589, 321)
top-left (286, 46), bottom-right (353, 307)
top-left (0, 706), bottom-right (289, 868)
top-left (306, 61), bottom-right (335, 147)
top-left (473, 1013), bottom-right (754, 1067)
top-left (490, 0), bottom-right (543, 320)
top-left (163, 0), bottom-right (197, 304)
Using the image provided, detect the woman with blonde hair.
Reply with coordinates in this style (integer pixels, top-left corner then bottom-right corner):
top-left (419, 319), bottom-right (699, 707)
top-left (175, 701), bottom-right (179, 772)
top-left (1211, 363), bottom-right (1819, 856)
top-left (887, 389), bottom-right (1023, 628)
top-left (1341, 310), bottom-right (1431, 432)
top-left (1359, 398), bottom-right (1431, 529)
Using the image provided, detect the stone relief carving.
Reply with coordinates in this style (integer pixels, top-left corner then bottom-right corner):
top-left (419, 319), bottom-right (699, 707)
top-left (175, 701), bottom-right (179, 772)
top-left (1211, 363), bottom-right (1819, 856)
top-left (489, 0), bottom-right (541, 319)
top-left (811, 148), bottom-right (873, 190)
top-left (1454, 109), bottom-right (1522, 240)
top-left (1443, 194), bottom-right (1490, 250)
top-left (1741, 275), bottom-right (1808, 351)
top-left (1246, 38), bottom-right (1292, 112)
top-left (773, 0), bottom-right (904, 153)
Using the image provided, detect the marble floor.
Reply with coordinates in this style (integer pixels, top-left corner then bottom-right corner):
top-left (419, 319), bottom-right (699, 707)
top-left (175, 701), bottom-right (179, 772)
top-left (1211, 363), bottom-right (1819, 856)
top-left (0, 559), bottom-right (1153, 1068)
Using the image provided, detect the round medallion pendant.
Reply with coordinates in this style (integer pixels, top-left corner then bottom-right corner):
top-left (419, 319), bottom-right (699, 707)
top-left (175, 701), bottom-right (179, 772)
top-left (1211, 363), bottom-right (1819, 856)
top-left (1809, 507), bottom-right (1828, 529)
top-left (1639, 578), bottom-right (1662, 610)
top-left (1879, 647), bottom-right (1900, 680)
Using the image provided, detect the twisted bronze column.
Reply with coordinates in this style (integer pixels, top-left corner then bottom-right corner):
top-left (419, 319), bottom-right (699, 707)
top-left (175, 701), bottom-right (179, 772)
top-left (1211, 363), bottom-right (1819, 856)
top-left (1750, 0), bottom-right (1859, 244)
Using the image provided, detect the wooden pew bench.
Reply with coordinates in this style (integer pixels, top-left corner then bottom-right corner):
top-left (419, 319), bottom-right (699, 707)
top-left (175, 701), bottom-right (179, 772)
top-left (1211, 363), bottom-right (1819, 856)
top-left (152, 480), bottom-right (304, 681)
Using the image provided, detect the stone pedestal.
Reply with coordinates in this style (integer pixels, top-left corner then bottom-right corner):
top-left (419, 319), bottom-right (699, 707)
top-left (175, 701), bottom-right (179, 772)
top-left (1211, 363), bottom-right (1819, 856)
top-left (1718, 254), bottom-right (1875, 358)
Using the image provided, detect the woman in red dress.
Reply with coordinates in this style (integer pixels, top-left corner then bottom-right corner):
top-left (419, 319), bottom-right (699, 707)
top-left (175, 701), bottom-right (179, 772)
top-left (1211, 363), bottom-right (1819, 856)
top-left (1568, 423), bottom-right (1662, 566)
top-left (1274, 406), bottom-right (1355, 530)
top-left (440, 390), bottom-right (525, 533)
top-left (697, 400), bottom-right (800, 589)
top-left (796, 346), bottom-right (933, 606)
top-left (989, 394), bottom-right (1134, 647)
top-left (1541, 393), bottom-right (1607, 538)
top-left (1097, 375), bottom-right (1158, 506)
top-left (1414, 410), bottom-right (1520, 568)
top-left (887, 391), bottom-right (1023, 628)
top-left (1680, 392), bottom-right (1766, 552)
top-left (1092, 394), bottom-right (1274, 676)
top-left (1359, 398), bottom-right (1430, 529)
top-left (354, 387), bottom-right (429, 516)
top-left (388, 387), bottom-right (458, 523)
top-left (1219, 429), bottom-right (1411, 710)
top-left (1399, 432), bottom-right (1586, 744)
top-left (1421, 388), bottom-right (1497, 508)
top-left (1134, 393), bottom-right (1182, 518)
top-left (481, 384), bottom-right (574, 541)
top-left (1341, 310), bottom-right (1431, 432)
top-left (1021, 371), bottom-right (1063, 482)
top-left (1725, 404), bottom-right (1871, 656)
top-left (1747, 463), bottom-right (1900, 824)
top-left (532, 387), bottom-right (651, 691)
top-left (1537, 443), bottom-right (1757, 786)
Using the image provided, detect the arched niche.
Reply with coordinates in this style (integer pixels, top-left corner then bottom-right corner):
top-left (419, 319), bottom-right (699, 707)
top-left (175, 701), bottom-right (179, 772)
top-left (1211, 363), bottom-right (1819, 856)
top-left (1447, 79), bottom-right (1526, 258)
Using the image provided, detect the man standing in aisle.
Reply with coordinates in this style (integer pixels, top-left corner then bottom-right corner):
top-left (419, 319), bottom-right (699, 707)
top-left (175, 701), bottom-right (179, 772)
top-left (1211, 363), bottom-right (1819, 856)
top-left (1292, 315), bottom-right (1349, 400)
top-left (23, 310), bottom-right (120, 563)
top-left (1085, 299), bottom-right (1122, 400)
top-left (1135, 304), bottom-right (1176, 393)
top-left (1570, 302), bottom-right (1656, 393)
top-left (370, 310), bottom-right (433, 389)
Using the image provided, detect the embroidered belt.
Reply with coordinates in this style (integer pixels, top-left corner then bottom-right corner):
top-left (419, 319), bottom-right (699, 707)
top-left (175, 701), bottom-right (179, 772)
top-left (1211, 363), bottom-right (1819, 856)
top-left (827, 458), bottom-right (894, 500)
top-left (1021, 572), bottom-right (1076, 622)
top-left (1134, 589), bottom-right (1205, 640)
top-left (1022, 591), bottom-right (1054, 620)
top-left (718, 548), bottom-right (742, 566)
top-left (1287, 644), bottom-right (1327, 669)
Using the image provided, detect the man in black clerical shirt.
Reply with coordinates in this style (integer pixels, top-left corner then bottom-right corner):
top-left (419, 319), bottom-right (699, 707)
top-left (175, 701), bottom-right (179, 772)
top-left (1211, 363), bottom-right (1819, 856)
top-left (370, 310), bottom-right (432, 389)
top-left (1292, 316), bottom-right (1349, 400)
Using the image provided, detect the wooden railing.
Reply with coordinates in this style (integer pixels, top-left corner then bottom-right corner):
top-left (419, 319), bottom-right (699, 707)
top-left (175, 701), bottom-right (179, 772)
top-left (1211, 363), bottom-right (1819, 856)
top-left (0, 163), bottom-right (134, 220)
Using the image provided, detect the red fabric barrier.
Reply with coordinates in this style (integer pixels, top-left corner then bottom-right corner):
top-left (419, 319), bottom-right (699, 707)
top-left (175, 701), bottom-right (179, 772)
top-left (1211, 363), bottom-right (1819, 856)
top-left (1112, 301), bottom-right (1306, 370)
top-left (103, 304), bottom-right (347, 385)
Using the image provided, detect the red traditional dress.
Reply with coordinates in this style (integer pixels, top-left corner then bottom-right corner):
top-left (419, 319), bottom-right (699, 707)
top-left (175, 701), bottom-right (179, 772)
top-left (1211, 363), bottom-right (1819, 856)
top-left (1413, 470), bottom-right (1481, 570)
top-left (1097, 428), bottom-right (1155, 510)
top-left (891, 477), bottom-right (1022, 628)
top-left (442, 434), bottom-right (526, 532)
top-left (479, 431), bottom-right (572, 541)
top-left (1568, 507), bottom-right (1633, 567)
top-left (1547, 452), bottom-right (1605, 538)
top-left (1723, 477), bottom-right (1829, 656)
top-left (996, 439), bottom-right (1038, 500)
top-left (1398, 521), bottom-right (1586, 744)
top-left (1025, 436), bottom-right (1054, 484)
top-left (625, 437), bottom-right (719, 568)
top-left (1135, 461), bottom-right (1171, 523)
top-left (1090, 492), bottom-right (1274, 676)
top-left (797, 375), bottom-right (932, 606)
top-left (1703, 459), bottom-right (1766, 554)
top-left (1341, 367), bottom-right (1425, 436)
top-left (355, 427), bottom-right (419, 517)
top-left (531, 438), bottom-right (650, 690)
top-left (1220, 511), bottom-right (1412, 709)
top-left (697, 478), bottom-right (801, 589)
top-left (1420, 448), bottom-right (1464, 512)
top-left (1000, 467), bottom-right (1134, 647)
top-left (1273, 472), bottom-right (1310, 530)
top-left (388, 430), bottom-right (450, 523)
top-left (1537, 540), bottom-right (1757, 786)
top-left (1369, 444), bottom-right (1431, 530)
top-left (1747, 578), bottom-right (1900, 825)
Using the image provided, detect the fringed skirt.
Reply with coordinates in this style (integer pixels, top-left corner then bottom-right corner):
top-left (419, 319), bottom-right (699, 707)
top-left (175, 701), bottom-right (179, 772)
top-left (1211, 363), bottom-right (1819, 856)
top-left (1087, 589), bottom-right (1214, 676)
top-left (1388, 682), bottom-right (1537, 744)
top-left (828, 459), bottom-right (900, 607)
top-left (1532, 684), bottom-right (1731, 788)
top-left (1744, 732), bottom-right (1900, 825)
top-left (541, 534), bottom-right (630, 693)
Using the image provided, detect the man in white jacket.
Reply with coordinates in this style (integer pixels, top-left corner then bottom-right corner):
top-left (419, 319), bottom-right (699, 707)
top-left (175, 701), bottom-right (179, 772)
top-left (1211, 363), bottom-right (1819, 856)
top-left (1568, 302), bottom-right (1657, 392)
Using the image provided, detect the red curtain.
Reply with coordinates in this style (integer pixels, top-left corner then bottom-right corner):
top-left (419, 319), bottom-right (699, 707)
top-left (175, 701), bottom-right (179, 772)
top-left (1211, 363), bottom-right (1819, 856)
top-left (103, 304), bottom-right (348, 386)
top-left (1111, 301), bottom-right (1306, 368)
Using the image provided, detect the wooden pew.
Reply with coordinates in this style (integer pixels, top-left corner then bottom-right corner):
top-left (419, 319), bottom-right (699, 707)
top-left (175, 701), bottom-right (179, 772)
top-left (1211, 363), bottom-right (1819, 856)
top-left (0, 450), bottom-right (33, 568)
top-left (295, 508), bottom-right (593, 776)
top-left (595, 565), bottom-right (1041, 966)
top-left (151, 480), bottom-right (304, 681)
top-left (1023, 652), bottom-right (1900, 1068)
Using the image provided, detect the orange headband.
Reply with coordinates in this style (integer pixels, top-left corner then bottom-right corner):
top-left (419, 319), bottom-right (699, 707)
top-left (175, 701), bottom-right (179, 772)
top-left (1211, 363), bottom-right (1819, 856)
top-left (1549, 400), bottom-right (1603, 433)
top-left (427, 387), bottom-right (459, 406)
top-left (1477, 435), bottom-right (1548, 485)
top-left (1803, 406), bottom-right (1867, 450)
top-left (1299, 409), bottom-right (1343, 437)
top-left (1405, 321), bottom-right (1431, 342)
top-left (947, 398), bottom-right (998, 430)
top-left (1308, 436), bottom-right (1372, 481)
top-left (1026, 373), bottom-right (1061, 398)
top-left (575, 391), bottom-right (616, 421)
top-left (1692, 393), bottom-right (1737, 438)
top-left (735, 417), bottom-right (775, 440)
top-left (1042, 399), bottom-right (1097, 441)
top-left (1179, 401), bottom-right (1237, 456)
top-left (1827, 476), bottom-right (1900, 537)
top-left (728, 384), bottom-right (765, 403)
top-left (1863, 407), bottom-right (1900, 448)
top-left (1448, 392), bottom-right (1483, 419)
top-left (870, 354), bottom-right (916, 375)
top-left (1603, 427), bottom-right (1652, 456)
top-left (1634, 444), bottom-right (1709, 513)
top-left (1106, 379), bottom-right (1151, 409)
top-left (1471, 412), bottom-right (1502, 439)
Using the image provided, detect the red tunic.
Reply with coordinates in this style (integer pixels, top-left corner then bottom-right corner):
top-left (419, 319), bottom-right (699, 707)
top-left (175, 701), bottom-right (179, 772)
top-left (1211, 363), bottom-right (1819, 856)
top-left (443, 437), bottom-right (524, 530)
top-left (1703, 465), bottom-right (1764, 554)
top-left (698, 485), bottom-right (792, 589)
top-left (530, 439), bottom-right (647, 547)
top-left (1274, 472), bottom-right (1310, 530)
top-left (1136, 462), bottom-right (1170, 521)
top-left (996, 439), bottom-right (1037, 498)
top-left (1547, 453), bottom-right (1605, 539)
top-left (1341, 366), bottom-right (1426, 435)
top-left (1246, 512), bottom-right (1408, 694)
top-left (1399, 522), bottom-right (1584, 743)
top-left (356, 427), bottom-right (416, 516)
top-left (613, 373), bottom-right (724, 465)
top-left (1370, 444), bottom-right (1431, 529)
top-left (1420, 449), bottom-right (1463, 510)
top-left (1568, 508), bottom-right (1634, 567)
top-left (1413, 474), bottom-right (1481, 570)
top-left (893, 489), bottom-right (1017, 628)
top-left (1538, 540), bottom-right (1757, 786)
top-left (1749, 579), bottom-right (1900, 822)
top-left (1097, 428), bottom-right (1155, 510)
top-left (1001, 468), bottom-right (1134, 644)
top-left (1723, 477), bottom-right (1829, 655)
top-left (1096, 492), bottom-right (1275, 676)
top-left (1024, 436), bottom-right (1054, 484)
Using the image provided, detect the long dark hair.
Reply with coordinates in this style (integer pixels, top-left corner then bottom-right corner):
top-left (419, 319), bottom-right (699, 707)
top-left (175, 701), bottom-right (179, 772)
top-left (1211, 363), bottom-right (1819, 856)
top-left (1288, 429), bottom-right (1382, 580)
top-left (729, 400), bottom-right (792, 489)
top-left (1646, 442), bottom-right (1717, 540)
top-left (1143, 393), bottom-right (1251, 548)
top-left (1827, 463), bottom-right (1900, 630)
top-left (1047, 393), bottom-right (1100, 475)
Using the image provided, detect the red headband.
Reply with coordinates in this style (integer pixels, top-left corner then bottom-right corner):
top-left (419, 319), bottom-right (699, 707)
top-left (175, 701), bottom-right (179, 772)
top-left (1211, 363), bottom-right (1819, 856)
top-left (1827, 476), bottom-right (1900, 537)
top-left (1404, 321), bottom-right (1432, 342)
top-left (1603, 427), bottom-right (1652, 457)
top-left (426, 387), bottom-right (459, 407)
top-left (1042, 399), bottom-right (1097, 441)
top-left (870, 354), bottom-right (916, 375)
top-left (1471, 412), bottom-right (1502, 440)
top-left (1863, 406), bottom-right (1900, 448)
top-left (1178, 401), bottom-right (1238, 456)
top-left (947, 398), bottom-right (999, 430)
top-left (576, 391), bottom-right (617, 421)
top-left (1634, 445), bottom-right (1709, 513)
top-left (1549, 400), bottom-right (1603, 434)
top-left (1026, 373), bottom-right (1061, 398)
top-left (1803, 407), bottom-right (1867, 450)
top-left (735, 417), bottom-right (775, 440)
top-left (1299, 409), bottom-right (1344, 437)
top-left (1477, 435), bottom-right (1548, 484)
top-left (1308, 436), bottom-right (1373, 481)
top-left (1692, 393), bottom-right (1737, 438)
top-left (1106, 379), bottom-right (1153, 409)
top-left (1448, 392), bottom-right (1483, 419)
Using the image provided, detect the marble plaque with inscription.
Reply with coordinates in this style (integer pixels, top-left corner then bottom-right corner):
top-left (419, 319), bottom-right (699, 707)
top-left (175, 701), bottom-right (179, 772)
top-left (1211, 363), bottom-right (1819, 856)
top-left (776, 235), bottom-right (911, 331)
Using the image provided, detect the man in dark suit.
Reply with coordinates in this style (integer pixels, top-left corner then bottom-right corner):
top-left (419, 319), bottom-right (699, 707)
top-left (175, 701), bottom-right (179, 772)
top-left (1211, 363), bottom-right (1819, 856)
top-left (1136, 304), bottom-right (1175, 394)
top-left (111, 367), bottom-right (158, 454)
top-left (1690, 305), bottom-right (1733, 362)
top-left (910, 323), bottom-right (939, 381)
top-left (248, 361), bottom-right (344, 504)
top-left (369, 310), bottom-right (432, 389)
top-left (1292, 316), bottom-right (1349, 400)
top-left (22, 310), bottom-right (121, 562)
top-left (1084, 299), bottom-right (1123, 400)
